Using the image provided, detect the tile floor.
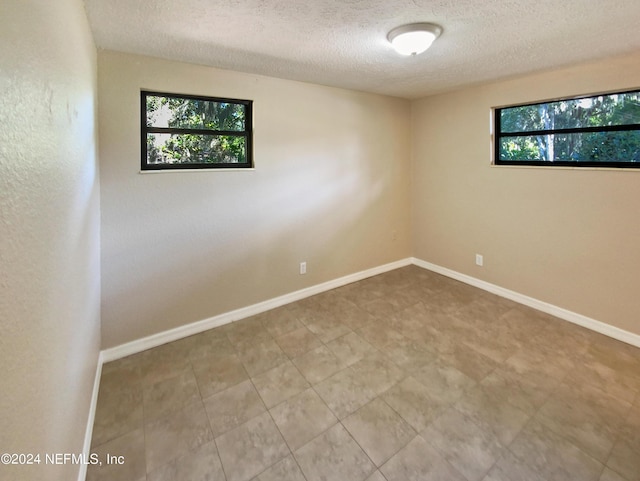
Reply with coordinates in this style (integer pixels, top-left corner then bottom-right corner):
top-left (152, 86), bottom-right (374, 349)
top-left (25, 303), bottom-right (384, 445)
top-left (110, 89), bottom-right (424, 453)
top-left (87, 266), bottom-right (640, 481)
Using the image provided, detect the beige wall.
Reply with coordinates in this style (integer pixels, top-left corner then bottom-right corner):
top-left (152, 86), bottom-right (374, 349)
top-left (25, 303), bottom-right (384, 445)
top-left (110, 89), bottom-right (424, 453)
top-left (412, 52), bottom-right (640, 336)
top-left (99, 51), bottom-right (412, 348)
top-left (0, 1), bottom-right (101, 480)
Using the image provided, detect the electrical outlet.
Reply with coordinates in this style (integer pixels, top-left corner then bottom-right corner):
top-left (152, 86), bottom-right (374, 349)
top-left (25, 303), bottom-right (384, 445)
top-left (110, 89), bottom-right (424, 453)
top-left (475, 254), bottom-right (484, 266)
top-left (299, 262), bottom-right (307, 275)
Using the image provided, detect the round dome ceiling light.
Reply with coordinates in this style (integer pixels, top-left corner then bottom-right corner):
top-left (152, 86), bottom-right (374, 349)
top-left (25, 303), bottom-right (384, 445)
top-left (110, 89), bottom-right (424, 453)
top-left (387, 23), bottom-right (442, 56)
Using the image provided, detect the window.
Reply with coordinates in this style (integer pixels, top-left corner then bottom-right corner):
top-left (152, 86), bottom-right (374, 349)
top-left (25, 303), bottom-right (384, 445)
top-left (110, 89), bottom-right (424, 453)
top-left (494, 89), bottom-right (640, 168)
top-left (141, 91), bottom-right (253, 170)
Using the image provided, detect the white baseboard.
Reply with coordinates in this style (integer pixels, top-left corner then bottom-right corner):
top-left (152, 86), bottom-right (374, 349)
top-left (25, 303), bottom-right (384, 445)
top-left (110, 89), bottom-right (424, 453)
top-left (102, 255), bottom-right (640, 361)
top-left (78, 351), bottom-right (103, 481)
top-left (101, 258), bottom-right (413, 362)
top-left (412, 257), bottom-right (640, 349)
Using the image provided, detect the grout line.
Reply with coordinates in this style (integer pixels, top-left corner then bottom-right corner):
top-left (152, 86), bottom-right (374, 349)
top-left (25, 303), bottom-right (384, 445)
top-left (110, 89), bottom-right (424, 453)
top-left (212, 436), bottom-right (229, 481)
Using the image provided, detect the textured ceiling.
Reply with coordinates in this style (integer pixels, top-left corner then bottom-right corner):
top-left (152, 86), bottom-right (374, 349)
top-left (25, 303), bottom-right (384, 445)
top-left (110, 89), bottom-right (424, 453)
top-left (84, 0), bottom-right (640, 99)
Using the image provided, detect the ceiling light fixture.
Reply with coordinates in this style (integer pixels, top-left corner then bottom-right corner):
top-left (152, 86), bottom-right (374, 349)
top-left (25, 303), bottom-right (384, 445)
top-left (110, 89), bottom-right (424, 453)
top-left (387, 23), bottom-right (442, 56)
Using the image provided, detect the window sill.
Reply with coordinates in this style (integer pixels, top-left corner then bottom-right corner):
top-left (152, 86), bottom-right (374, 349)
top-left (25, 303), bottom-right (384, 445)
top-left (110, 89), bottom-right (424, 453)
top-left (139, 168), bottom-right (256, 174)
top-left (490, 164), bottom-right (640, 172)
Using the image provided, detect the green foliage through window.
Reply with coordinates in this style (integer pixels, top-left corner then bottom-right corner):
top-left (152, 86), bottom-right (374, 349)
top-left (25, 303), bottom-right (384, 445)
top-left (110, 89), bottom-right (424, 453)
top-left (141, 91), bottom-right (252, 170)
top-left (495, 89), bottom-right (640, 168)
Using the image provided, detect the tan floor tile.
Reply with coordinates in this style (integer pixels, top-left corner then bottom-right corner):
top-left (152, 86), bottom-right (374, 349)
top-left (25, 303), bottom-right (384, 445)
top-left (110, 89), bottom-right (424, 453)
top-left (315, 367), bottom-right (376, 419)
top-left (87, 428), bottom-right (146, 481)
top-left (309, 290), bottom-right (348, 310)
top-left (254, 454), bottom-right (305, 481)
top-left (326, 332), bottom-right (376, 367)
top-left (201, 326), bottom-right (232, 344)
top-left (508, 419), bottom-right (603, 481)
top-left (99, 356), bottom-right (142, 393)
top-left (341, 283), bottom-right (385, 306)
top-left (237, 338), bottom-right (289, 377)
top-left (145, 402), bottom-right (213, 473)
top-left (455, 385), bottom-right (530, 446)
top-left (91, 384), bottom-right (143, 448)
top-left (449, 281), bottom-right (487, 305)
top-left (305, 314), bottom-right (351, 343)
top-left (146, 441), bottom-right (224, 481)
top-left (142, 369), bottom-right (201, 421)
top-left (335, 305), bottom-right (376, 330)
top-left (419, 301), bottom-right (463, 332)
top-left (585, 336), bottom-right (640, 376)
top-left (456, 297), bottom-right (514, 330)
top-left (496, 306), bottom-right (553, 342)
top-left (192, 352), bottom-right (249, 398)
top-left (607, 401), bottom-right (640, 481)
top-left (390, 288), bottom-right (424, 307)
top-left (380, 435), bottom-right (466, 481)
top-left (437, 322), bottom-right (483, 350)
top-left (203, 379), bottom-right (265, 437)
top-left (410, 358), bottom-right (475, 405)
top-left (355, 273), bottom-right (397, 292)
top-left (569, 359), bottom-right (640, 405)
top-left (343, 398), bottom-right (416, 467)
top-left (599, 468), bottom-right (631, 481)
top-left (503, 346), bottom-right (574, 383)
top-left (294, 423), bottom-right (375, 481)
top-left (356, 323), bottom-right (405, 352)
top-left (216, 411), bottom-right (289, 481)
top-left (480, 367), bottom-right (556, 415)
top-left (421, 291), bottom-right (464, 317)
top-left (138, 343), bottom-right (193, 387)
top-left (232, 331), bottom-right (275, 353)
top-left (171, 331), bottom-right (229, 362)
top-left (462, 333), bottom-right (520, 364)
top-left (224, 317), bottom-right (271, 346)
top-left (270, 388), bottom-right (337, 450)
top-left (262, 308), bottom-right (304, 337)
top-left (209, 335), bottom-right (238, 357)
top-left (349, 352), bottom-right (406, 395)
top-left (437, 342), bottom-right (499, 382)
top-left (388, 303), bottom-right (431, 337)
top-left (423, 407), bottom-right (504, 481)
top-left (286, 299), bottom-right (323, 325)
top-left (608, 437), bottom-right (640, 481)
top-left (251, 361), bottom-right (309, 408)
top-left (382, 337), bottom-right (436, 372)
top-left (362, 297), bottom-right (403, 319)
top-left (293, 345), bottom-right (344, 384)
top-left (535, 380), bottom-right (631, 462)
top-left (365, 471), bottom-right (388, 481)
top-left (405, 322), bottom-right (443, 350)
top-left (275, 326), bottom-right (322, 358)
top-left (382, 376), bottom-right (447, 432)
top-left (539, 318), bottom-right (595, 354)
top-left (482, 450), bottom-right (547, 481)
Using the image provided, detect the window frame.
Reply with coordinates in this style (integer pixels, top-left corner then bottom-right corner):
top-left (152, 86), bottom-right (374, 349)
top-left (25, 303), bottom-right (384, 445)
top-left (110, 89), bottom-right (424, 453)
top-left (493, 88), bottom-right (640, 169)
top-left (140, 90), bottom-right (253, 171)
